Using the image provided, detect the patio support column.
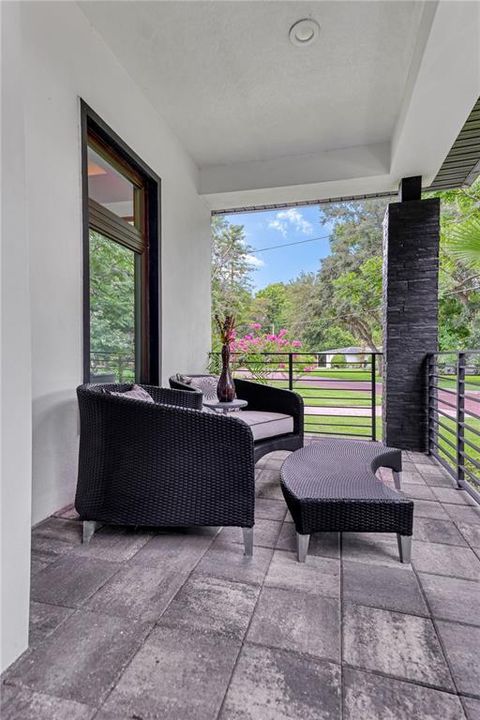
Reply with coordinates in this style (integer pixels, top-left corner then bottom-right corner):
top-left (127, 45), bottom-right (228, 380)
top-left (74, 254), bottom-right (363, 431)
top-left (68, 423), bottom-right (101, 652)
top-left (382, 177), bottom-right (440, 451)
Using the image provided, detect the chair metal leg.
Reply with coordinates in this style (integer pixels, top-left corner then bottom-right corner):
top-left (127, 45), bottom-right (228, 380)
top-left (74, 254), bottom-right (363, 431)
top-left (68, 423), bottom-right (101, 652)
top-left (242, 527), bottom-right (253, 557)
top-left (393, 471), bottom-right (402, 490)
top-left (297, 533), bottom-right (310, 563)
top-left (82, 520), bottom-right (101, 544)
top-left (397, 534), bottom-right (412, 563)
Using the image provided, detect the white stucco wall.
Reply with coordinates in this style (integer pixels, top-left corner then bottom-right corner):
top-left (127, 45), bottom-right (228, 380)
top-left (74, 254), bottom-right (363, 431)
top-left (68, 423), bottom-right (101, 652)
top-left (0, 2), bottom-right (33, 672)
top-left (20, 0), bottom-right (211, 525)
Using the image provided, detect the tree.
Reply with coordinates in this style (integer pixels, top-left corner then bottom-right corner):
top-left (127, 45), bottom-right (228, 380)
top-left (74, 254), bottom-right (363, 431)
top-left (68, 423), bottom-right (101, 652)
top-left (211, 217), bottom-right (255, 337)
top-left (89, 231), bottom-right (135, 356)
top-left (429, 179), bottom-right (480, 350)
top-left (302, 198), bottom-right (387, 351)
top-left (250, 283), bottom-right (291, 333)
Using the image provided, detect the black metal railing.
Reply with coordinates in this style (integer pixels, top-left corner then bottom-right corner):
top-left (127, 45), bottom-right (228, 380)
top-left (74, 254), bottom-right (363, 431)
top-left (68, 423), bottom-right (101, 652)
top-left (427, 351), bottom-right (480, 503)
top-left (211, 351), bottom-right (382, 441)
top-left (90, 350), bottom-right (135, 383)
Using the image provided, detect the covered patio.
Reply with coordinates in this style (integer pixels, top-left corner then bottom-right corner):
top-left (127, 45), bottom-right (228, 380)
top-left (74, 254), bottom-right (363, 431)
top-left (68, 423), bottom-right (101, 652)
top-left (1, 0), bottom-right (480, 718)
top-left (3, 449), bottom-right (480, 719)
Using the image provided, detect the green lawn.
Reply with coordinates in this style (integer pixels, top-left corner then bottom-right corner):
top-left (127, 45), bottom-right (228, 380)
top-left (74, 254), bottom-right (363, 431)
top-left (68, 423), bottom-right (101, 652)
top-left (266, 379), bottom-right (381, 407)
top-left (233, 368), bottom-right (480, 491)
top-left (304, 414), bottom-right (379, 439)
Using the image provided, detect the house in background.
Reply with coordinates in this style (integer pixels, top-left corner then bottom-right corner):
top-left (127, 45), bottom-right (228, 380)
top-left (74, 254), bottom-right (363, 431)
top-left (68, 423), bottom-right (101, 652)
top-left (1, 0), bottom-right (480, 675)
top-left (319, 347), bottom-right (383, 368)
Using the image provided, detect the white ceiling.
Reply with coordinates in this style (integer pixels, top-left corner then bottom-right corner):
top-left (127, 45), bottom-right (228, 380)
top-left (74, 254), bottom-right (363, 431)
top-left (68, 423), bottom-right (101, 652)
top-left (78, 0), bottom-right (480, 209)
top-left (79, 1), bottom-right (423, 166)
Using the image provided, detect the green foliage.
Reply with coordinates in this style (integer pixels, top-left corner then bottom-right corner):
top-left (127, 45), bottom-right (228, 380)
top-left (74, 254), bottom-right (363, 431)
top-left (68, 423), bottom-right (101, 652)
top-left (302, 198), bottom-right (386, 352)
top-left (211, 216), bottom-right (254, 339)
top-left (429, 178), bottom-right (480, 350)
top-left (330, 354), bottom-right (345, 367)
top-left (211, 182), bottom-right (480, 356)
top-left (250, 283), bottom-right (291, 333)
top-left (448, 216), bottom-right (480, 268)
top-left (89, 231), bottom-right (136, 379)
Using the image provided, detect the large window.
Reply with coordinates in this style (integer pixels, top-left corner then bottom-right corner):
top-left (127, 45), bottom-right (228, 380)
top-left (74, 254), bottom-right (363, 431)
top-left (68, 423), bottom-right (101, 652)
top-left (81, 103), bottom-right (160, 384)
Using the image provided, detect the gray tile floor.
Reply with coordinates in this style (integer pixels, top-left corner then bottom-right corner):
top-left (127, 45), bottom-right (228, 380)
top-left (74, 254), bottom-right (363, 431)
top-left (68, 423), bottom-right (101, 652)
top-left (2, 448), bottom-right (480, 720)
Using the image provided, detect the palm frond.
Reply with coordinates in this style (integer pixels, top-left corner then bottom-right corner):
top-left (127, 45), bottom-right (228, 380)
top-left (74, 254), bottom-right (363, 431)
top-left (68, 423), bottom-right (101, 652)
top-left (447, 216), bottom-right (480, 268)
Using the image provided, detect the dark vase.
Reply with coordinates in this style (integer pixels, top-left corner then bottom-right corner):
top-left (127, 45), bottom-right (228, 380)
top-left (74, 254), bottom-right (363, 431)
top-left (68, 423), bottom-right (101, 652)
top-left (217, 343), bottom-right (235, 402)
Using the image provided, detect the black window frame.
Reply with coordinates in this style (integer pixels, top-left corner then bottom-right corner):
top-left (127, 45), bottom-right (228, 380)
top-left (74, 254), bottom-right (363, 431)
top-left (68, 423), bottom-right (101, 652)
top-left (81, 100), bottom-right (161, 385)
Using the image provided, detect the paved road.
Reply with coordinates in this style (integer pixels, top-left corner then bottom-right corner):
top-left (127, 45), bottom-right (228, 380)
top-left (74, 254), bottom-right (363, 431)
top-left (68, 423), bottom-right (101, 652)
top-left (236, 371), bottom-right (480, 418)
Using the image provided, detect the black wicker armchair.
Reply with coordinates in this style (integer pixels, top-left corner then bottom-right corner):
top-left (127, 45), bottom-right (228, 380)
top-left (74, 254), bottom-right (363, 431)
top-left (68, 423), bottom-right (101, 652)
top-left (169, 375), bottom-right (304, 463)
top-left (75, 383), bottom-right (259, 553)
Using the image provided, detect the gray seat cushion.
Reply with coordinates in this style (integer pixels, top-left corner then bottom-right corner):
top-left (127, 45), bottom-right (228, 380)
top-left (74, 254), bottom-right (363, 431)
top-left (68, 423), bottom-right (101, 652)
top-left (234, 410), bottom-right (294, 441)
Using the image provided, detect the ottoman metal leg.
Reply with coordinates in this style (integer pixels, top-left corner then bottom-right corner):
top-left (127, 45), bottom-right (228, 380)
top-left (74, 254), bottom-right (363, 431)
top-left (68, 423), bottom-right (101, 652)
top-left (393, 471), bottom-right (402, 490)
top-left (297, 533), bottom-right (310, 563)
top-left (243, 527), bottom-right (253, 557)
top-left (397, 534), bottom-right (412, 563)
top-left (82, 521), bottom-right (101, 544)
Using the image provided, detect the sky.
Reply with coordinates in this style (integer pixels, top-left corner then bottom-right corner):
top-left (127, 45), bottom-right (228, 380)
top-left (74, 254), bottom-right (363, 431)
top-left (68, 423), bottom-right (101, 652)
top-left (222, 205), bottom-right (333, 291)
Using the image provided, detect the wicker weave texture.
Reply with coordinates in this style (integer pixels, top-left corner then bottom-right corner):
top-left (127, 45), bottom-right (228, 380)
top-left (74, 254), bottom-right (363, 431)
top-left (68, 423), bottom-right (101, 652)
top-left (169, 375), bottom-right (304, 462)
top-left (281, 439), bottom-right (413, 535)
top-left (75, 384), bottom-right (256, 528)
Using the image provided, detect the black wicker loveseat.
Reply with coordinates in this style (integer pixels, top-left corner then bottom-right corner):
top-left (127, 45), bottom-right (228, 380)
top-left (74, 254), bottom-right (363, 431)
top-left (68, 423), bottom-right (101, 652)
top-left (169, 374), bottom-right (304, 463)
top-left (75, 383), bottom-right (264, 554)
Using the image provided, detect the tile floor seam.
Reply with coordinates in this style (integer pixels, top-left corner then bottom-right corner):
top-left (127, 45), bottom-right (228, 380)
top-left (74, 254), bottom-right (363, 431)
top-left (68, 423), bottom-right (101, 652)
top-left (418, 569), bottom-right (480, 585)
top-left (1, 684), bottom-right (99, 718)
top-left (340, 662), bottom-right (468, 698)
top-left (244, 638), bottom-right (342, 672)
top-left (213, 536), bottom-right (277, 720)
top-left (459, 691), bottom-right (480, 701)
top-left (27, 603), bottom-right (76, 647)
top-left (409, 556), bottom-right (463, 701)
top-left (89, 528), bottom-right (220, 719)
top-left (30, 553), bottom-right (127, 610)
top-left (456, 525), bottom-right (480, 550)
top-left (340, 597), bottom-right (431, 621)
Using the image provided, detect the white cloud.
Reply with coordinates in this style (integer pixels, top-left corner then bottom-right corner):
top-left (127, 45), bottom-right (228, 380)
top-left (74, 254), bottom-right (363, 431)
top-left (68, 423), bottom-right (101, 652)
top-left (246, 254), bottom-right (264, 268)
top-left (268, 208), bottom-right (313, 237)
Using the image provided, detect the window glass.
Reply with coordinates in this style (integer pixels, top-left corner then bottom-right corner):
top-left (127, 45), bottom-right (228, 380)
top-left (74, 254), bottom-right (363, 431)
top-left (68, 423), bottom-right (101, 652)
top-left (87, 145), bottom-right (136, 225)
top-left (89, 229), bottom-right (136, 382)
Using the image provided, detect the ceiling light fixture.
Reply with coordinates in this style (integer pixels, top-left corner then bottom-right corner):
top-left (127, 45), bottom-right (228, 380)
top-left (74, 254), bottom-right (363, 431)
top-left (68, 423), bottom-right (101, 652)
top-left (289, 18), bottom-right (320, 47)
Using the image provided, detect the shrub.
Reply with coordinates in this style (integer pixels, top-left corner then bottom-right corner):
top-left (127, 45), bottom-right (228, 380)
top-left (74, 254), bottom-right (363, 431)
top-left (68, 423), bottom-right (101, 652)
top-left (330, 353), bottom-right (345, 367)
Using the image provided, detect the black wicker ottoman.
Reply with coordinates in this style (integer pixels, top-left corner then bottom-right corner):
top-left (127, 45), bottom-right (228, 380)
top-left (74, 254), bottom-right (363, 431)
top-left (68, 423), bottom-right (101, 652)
top-left (280, 439), bottom-right (414, 563)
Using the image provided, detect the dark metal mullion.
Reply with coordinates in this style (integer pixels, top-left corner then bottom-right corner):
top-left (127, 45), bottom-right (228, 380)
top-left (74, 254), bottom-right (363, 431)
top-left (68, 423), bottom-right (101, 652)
top-left (429, 414), bottom-right (458, 439)
top-left (304, 421), bottom-right (372, 428)
top-left (371, 353), bottom-right (376, 441)
top-left (429, 427), bottom-right (457, 454)
top-left (428, 437), bottom-right (457, 466)
top-left (134, 253), bottom-right (142, 382)
top-left (89, 200), bottom-right (144, 254)
top-left (456, 353), bottom-right (465, 487)
top-left (463, 407), bottom-right (480, 422)
top-left (304, 430), bottom-right (371, 438)
top-left (431, 396), bottom-right (458, 411)
top-left (429, 384), bottom-right (459, 397)
top-left (461, 420), bottom-right (480, 438)
top-left (462, 434), bottom-right (480, 456)
top-left (428, 406), bottom-right (456, 422)
top-left (458, 452), bottom-right (480, 473)
top-left (427, 354), bottom-right (436, 455)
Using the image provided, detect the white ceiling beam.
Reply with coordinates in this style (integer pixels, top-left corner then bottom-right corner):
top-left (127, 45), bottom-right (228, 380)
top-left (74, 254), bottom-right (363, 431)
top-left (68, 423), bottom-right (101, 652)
top-left (200, 142), bottom-right (390, 210)
top-left (390, 0), bottom-right (480, 186)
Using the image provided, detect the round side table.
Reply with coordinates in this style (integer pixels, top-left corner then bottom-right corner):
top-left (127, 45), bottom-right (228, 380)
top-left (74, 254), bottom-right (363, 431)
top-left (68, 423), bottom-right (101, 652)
top-left (203, 398), bottom-right (248, 415)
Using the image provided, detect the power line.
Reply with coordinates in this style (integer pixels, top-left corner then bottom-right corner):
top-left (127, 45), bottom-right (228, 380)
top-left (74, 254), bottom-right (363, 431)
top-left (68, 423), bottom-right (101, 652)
top-left (252, 233), bottom-right (332, 254)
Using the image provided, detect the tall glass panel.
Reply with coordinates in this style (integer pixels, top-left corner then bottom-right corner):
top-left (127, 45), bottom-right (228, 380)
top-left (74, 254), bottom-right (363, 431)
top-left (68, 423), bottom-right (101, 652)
top-left (89, 230), bottom-right (136, 382)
